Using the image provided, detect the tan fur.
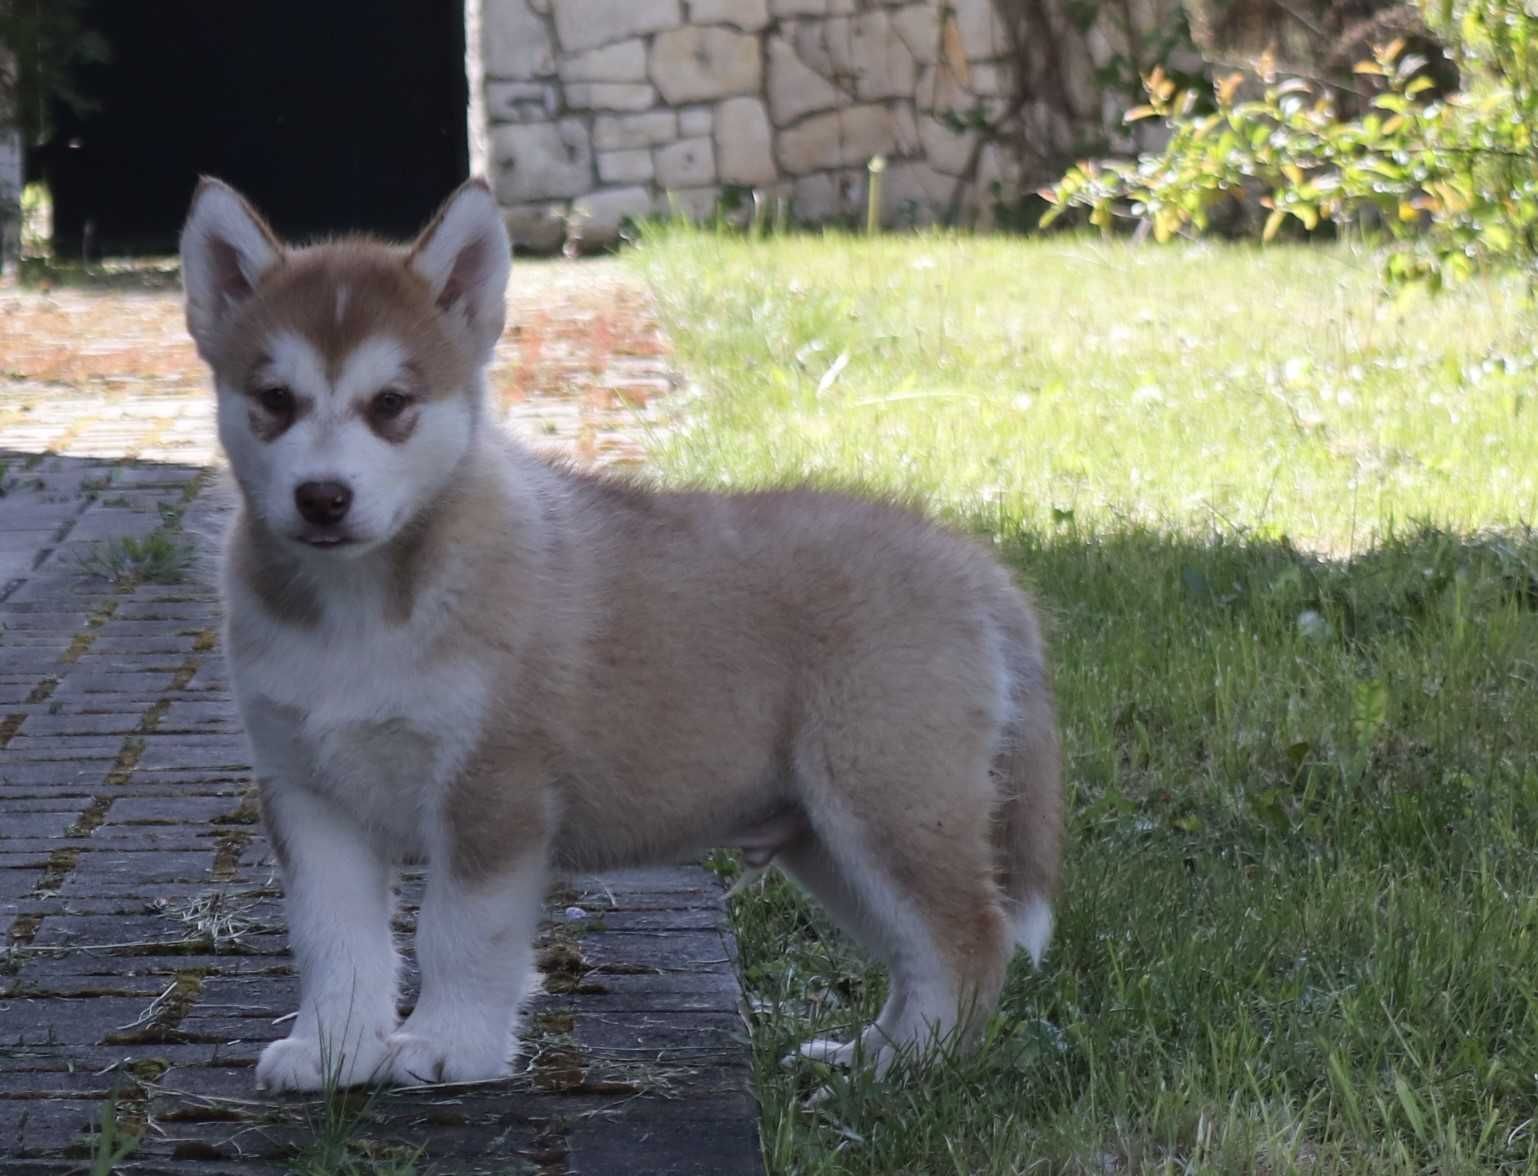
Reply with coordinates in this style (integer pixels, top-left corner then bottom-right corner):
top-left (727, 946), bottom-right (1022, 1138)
top-left (242, 433), bottom-right (1060, 1027)
top-left (193, 180), bottom-right (1064, 1080)
top-left (212, 245), bottom-right (474, 401)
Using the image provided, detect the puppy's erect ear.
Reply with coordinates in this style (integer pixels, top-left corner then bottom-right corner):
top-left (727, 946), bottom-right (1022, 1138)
top-left (407, 178), bottom-right (511, 360)
top-left (179, 178), bottom-right (283, 360)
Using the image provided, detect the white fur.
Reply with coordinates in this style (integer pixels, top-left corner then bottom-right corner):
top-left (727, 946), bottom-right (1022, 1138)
top-left (335, 336), bottom-right (407, 403)
top-left (201, 181), bottom-right (544, 1092)
top-left (261, 329), bottom-right (330, 398)
top-left (218, 329), bottom-right (475, 555)
top-left (228, 568), bottom-right (490, 843)
top-left (179, 181), bottom-right (281, 359)
top-left (1015, 897), bottom-right (1054, 968)
top-left (387, 849), bottom-right (545, 1085)
top-left (407, 182), bottom-right (509, 360)
top-left (252, 759), bottom-right (399, 1090)
top-left (228, 454), bottom-right (492, 1093)
top-left (234, 552), bottom-right (491, 1091)
top-left (776, 802), bottom-right (963, 1076)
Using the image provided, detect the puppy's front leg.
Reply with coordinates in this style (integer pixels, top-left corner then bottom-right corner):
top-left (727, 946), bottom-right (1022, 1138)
top-left (257, 781), bottom-right (400, 1091)
top-left (386, 834), bottom-right (545, 1086)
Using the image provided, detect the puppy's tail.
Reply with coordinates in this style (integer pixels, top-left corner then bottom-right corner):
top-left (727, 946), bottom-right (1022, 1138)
top-left (992, 603), bottom-right (1064, 968)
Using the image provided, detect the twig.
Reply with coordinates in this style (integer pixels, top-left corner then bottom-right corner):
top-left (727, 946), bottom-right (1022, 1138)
top-left (114, 981), bottom-right (178, 1032)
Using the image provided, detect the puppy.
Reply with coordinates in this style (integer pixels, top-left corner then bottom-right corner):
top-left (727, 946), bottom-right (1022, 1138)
top-left (178, 178), bottom-right (1063, 1090)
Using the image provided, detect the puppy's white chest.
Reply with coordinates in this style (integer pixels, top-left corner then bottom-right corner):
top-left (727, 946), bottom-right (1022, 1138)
top-left (232, 610), bottom-right (488, 846)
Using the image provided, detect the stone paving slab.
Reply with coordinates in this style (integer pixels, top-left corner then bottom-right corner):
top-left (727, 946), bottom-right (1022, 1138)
top-left (0, 264), bottom-right (762, 1174)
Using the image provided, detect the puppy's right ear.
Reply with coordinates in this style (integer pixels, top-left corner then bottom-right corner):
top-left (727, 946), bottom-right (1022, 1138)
top-left (179, 178), bottom-right (283, 360)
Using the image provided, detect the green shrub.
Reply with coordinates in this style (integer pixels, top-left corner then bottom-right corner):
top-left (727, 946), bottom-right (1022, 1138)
top-left (1041, 0), bottom-right (1538, 291)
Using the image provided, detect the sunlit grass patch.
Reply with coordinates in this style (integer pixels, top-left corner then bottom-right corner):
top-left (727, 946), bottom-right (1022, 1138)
top-left (637, 231), bottom-right (1538, 554)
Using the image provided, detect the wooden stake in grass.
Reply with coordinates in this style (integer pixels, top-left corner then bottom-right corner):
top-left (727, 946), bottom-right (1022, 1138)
top-left (866, 155), bottom-right (886, 235)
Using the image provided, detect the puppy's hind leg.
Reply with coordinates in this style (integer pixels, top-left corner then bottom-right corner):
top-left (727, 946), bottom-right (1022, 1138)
top-left (777, 799), bottom-right (1011, 1076)
top-left (775, 833), bottom-right (908, 1070)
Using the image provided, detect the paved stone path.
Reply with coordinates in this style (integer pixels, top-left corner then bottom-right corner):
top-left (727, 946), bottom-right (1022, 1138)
top-left (0, 262), bottom-right (762, 1174)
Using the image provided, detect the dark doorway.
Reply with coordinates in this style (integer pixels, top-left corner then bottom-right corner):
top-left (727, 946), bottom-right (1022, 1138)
top-left (37, 1), bottom-right (469, 257)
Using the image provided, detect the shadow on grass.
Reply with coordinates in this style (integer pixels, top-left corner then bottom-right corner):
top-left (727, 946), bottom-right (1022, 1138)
top-left (736, 521), bottom-right (1538, 1175)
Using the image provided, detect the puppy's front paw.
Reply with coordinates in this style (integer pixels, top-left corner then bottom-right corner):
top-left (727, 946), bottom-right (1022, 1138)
top-left (385, 1022), bottom-right (514, 1086)
top-left (256, 1032), bottom-right (392, 1092)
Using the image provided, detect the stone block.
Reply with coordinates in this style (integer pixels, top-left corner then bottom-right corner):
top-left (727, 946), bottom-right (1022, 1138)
top-left (915, 62), bottom-right (970, 112)
top-left (847, 11), bottom-right (919, 100)
top-left (655, 137), bottom-right (717, 188)
top-left (19, 712), bottom-right (141, 737)
top-left (766, 36), bottom-right (844, 126)
top-left (492, 118), bottom-right (595, 200)
top-left (892, 3), bottom-right (942, 64)
top-left (882, 158), bottom-right (952, 224)
top-left (132, 734), bottom-right (251, 772)
top-left (919, 113), bottom-right (978, 175)
top-left (792, 170), bottom-right (854, 220)
top-left (794, 12), bottom-right (916, 102)
top-left (0, 810), bottom-right (82, 838)
top-left (572, 187), bottom-right (654, 246)
top-left (597, 147), bottom-right (656, 184)
top-left (651, 26), bottom-right (762, 104)
top-left (687, 0), bottom-right (770, 30)
top-left (715, 96), bottom-right (777, 185)
top-left (564, 82), bottom-right (659, 111)
top-left (660, 185), bottom-right (723, 219)
top-left (556, 38), bottom-right (648, 83)
top-left (773, 0), bottom-right (854, 14)
top-left (565, 1110), bottom-right (762, 1176)
top-left (776, 103), bottom-right (907, 173)
top-left (680, 105), bottom-right (715, 136)
top-left (482, 0), bottom-right (556, 78)
top-left (593, 110), bottom-right (679, 149)
top-left (486, 81), bottom-right (558, 123)
top-left (953, 0), bottom-right (1010, 58)
top-left (969, 61), bottom-right (1009, 96)
top-left (503, 201), bottom-right (568, 254)
top-left (554, 0), bottom-right (682, 54)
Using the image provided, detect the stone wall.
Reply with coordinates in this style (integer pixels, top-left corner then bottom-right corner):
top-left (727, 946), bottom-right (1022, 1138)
top-left (469, 0), bottom-right (1060, 250)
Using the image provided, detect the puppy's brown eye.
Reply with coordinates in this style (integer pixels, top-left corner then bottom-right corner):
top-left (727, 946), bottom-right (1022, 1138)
top-left (257, 386), bottom-right (293, 415)
top-left (371, 389), bottom-right (411, 420)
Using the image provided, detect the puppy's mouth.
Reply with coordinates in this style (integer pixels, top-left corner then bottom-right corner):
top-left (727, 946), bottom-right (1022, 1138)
top-left (294, 532), bottom-right (357, 550)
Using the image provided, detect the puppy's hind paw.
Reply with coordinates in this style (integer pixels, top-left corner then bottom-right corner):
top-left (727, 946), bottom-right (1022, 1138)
top-left (783, 1031), bottom-right (890, 1074)
top-left (792, 1038), bottom-right (860, 1067)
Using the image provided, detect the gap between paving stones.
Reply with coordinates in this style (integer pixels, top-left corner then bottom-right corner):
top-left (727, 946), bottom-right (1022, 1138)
top-left (0, 262), bottom-right (762, 1174)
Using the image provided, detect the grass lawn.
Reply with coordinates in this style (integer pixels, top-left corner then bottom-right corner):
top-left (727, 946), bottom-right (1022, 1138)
top-left (631, 231), bottom-right (1538, 1174)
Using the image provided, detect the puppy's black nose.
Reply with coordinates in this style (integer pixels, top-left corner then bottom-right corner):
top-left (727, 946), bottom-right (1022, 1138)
top-left (295, 481), bottom-right (353, 526)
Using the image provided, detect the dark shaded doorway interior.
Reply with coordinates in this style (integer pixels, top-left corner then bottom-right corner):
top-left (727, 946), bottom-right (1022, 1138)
top-left (38, 0), bottom-right (469, 257)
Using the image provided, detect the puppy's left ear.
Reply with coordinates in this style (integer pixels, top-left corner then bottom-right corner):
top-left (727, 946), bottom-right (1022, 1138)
top-left (407, 178), bottom-right (511, 360)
